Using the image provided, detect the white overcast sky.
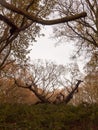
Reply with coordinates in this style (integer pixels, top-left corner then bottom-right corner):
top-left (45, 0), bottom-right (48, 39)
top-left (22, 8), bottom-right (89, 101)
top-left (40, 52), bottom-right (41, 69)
top-left (29, 26), bottom-right (75, 65)
top-left (28, 26), bottom-right (89, 75)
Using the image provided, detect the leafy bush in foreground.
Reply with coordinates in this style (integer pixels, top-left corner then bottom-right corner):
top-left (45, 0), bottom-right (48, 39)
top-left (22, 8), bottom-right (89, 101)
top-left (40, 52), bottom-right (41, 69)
top-left (0, 103), bottom-right (98, 130)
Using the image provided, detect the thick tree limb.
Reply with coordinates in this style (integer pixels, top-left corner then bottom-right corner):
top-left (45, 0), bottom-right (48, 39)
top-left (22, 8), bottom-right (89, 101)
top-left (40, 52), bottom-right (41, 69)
top-left (14, 79), bottom-right (50, 103)
top-left (0, 14), bottom-right (18, 30)
top-left (0, 1), bottom-right (87, 26)
top-left (64, 80), bottom-right (83, 104)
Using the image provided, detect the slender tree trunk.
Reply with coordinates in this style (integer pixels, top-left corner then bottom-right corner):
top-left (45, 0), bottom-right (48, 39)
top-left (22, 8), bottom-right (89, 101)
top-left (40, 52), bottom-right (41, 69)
top-left (64, 80), bottom-right (83, 104)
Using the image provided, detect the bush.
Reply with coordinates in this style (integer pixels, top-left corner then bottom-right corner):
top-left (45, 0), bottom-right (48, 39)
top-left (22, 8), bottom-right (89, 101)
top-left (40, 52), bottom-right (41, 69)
top-left (0, 103), bottom-right (98, 130)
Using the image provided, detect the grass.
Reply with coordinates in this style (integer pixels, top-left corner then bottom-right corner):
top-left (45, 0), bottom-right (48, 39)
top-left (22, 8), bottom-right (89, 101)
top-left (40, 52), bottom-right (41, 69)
top-left (0, 103), bottom-right (98, 130)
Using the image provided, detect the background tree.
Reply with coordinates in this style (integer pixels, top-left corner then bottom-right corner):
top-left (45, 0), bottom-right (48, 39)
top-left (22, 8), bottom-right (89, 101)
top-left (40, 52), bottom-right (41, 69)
top-left (81, 51), bottom-right (98, 104)
top-left (52, 0), bottom-right (98, 105)
top-left (70, 52), bottom-right (98, 105)
top-left (0, 59), bottom-right (83, 104)
top-left (53, 0), bottom-right (98, 51)
top-left (0, 60), bottom-right (68, 103)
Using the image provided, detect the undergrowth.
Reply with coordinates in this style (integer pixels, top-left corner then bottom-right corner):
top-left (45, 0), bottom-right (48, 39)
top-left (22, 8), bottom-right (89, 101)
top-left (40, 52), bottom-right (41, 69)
top-left (0, 103), bottom-right (98, 130)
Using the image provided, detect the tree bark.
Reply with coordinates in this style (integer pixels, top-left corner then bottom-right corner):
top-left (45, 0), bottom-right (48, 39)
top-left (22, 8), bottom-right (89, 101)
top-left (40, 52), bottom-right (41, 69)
top-left (14, 79), bottom-right (50, 103)
top-left (28, 85), bottom-right (50, 103)
top-left (64, 80), bottom-right (83, 104)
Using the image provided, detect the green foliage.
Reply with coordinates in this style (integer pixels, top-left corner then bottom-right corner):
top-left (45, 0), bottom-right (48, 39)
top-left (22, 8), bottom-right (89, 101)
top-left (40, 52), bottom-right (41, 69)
top-left (0, 103), bottom-right (98, 130)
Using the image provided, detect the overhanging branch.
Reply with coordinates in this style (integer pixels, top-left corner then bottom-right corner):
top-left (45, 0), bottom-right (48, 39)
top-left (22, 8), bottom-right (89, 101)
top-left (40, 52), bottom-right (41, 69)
top-left (0, 1), bottom-right (87, 26)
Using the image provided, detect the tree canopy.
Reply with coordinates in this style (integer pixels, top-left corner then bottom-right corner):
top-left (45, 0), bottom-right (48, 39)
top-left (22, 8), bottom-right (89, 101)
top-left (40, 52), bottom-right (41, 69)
top-left (53, 0), bottom-right (98, 48)
top-left (0, 0), bottom-right (87, 69)
top-left (1, 0), bottom-right (98, 105)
